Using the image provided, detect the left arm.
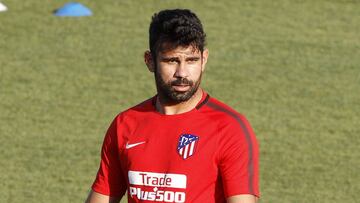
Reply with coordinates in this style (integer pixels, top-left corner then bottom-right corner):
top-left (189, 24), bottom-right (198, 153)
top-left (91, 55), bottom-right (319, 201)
top-left (218, 115), bottom-right (260, 202)
top-left (227, 194), bottom-right (258, 203)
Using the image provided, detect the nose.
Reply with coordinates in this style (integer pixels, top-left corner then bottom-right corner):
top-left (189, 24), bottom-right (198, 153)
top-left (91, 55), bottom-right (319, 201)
top-left (174, 62), bottom-right (188, 78)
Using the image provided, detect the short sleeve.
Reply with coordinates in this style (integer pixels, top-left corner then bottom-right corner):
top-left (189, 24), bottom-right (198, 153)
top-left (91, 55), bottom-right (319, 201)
top-left (218, 114), bottom-right (260, 198)
top-left (91, 117), bottom-right (127, 197)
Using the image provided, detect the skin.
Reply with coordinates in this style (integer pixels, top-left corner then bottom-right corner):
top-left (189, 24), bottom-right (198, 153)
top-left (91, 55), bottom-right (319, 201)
top-left (144, 45), bottom-right (208, 115)
top-left (85, 45), bottom-right (258, 203)
top-left (85, 191), bottom-right (120, 203)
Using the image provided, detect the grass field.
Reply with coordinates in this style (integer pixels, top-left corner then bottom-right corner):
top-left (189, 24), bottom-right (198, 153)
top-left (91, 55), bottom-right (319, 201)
top-left (0, 0), bottom-right (359, 202)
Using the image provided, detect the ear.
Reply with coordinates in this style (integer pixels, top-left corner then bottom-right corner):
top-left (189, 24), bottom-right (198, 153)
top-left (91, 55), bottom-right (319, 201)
top-left (201, 49), bottom-right (209, 72)
top-left (144, 50), bottom-right (155, 72)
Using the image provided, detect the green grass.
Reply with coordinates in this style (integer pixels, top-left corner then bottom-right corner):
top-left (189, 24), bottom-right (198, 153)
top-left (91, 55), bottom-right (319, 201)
top-left (0, 0), bottom-right (359, 202)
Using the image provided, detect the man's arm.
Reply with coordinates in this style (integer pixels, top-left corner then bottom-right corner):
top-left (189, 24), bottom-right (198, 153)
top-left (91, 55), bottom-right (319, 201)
top-left (227, 194), bottom-right (258, 203)
top-left (85, 190), bottom-right (121, 203)
top-left (218, 115), bottom-right (260, 202)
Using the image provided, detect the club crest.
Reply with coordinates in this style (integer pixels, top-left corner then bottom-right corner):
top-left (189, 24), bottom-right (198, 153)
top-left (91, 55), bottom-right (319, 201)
top-left (177, 134), bottom-right (199, 159)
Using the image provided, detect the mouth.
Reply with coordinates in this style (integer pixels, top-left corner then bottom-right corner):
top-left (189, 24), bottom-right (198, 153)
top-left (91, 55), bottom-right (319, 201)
top-left (172, 84), bottom-right (191, 92)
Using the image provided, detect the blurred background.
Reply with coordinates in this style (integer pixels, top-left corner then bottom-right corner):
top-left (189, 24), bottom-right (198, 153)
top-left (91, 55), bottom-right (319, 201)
top-left (0, 0), bottom-right (359, 202)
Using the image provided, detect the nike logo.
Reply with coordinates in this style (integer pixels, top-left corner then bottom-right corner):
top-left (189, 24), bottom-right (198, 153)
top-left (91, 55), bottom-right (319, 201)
top-left (126, 141), bottom-right (146, 149)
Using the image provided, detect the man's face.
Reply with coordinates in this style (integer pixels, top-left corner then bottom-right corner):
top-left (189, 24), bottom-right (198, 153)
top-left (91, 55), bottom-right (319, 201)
top-left (150, 45), bottom-right (208, 103)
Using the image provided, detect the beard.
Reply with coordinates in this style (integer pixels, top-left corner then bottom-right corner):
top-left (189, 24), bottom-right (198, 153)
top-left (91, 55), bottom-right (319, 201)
top-left (155, 72), bottom-right (202, 104)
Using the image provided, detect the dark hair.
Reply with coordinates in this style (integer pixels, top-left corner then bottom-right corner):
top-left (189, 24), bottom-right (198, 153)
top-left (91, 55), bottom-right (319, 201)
top-left (149, 9), bottom-right (206, 57)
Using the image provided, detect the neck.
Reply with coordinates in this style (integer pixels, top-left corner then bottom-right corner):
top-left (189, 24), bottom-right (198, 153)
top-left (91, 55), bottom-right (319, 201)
top-left (156, 88), bottom-right (203, 115)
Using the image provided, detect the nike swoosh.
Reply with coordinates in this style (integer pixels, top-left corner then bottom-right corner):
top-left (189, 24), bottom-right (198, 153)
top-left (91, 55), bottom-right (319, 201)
top-left (126, 141), bottom-right (146, 149)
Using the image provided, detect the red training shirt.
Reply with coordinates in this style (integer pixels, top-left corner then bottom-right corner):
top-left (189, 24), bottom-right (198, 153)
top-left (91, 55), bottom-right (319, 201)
top-left (92, 92), bottom-right (259, 202)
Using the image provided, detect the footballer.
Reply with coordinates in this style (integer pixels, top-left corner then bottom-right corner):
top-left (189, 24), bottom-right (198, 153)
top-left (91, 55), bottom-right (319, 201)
top-left (85, 9), bottom-right (259, 203)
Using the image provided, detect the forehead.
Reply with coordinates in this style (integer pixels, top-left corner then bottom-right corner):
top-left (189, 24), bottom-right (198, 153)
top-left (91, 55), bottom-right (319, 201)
top-left (158, 45), bottom-right (201, 57)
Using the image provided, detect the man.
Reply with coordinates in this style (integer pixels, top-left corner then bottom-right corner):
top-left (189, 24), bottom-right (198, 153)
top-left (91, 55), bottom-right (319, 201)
top-left (86, 9), bottom-right (259, 203)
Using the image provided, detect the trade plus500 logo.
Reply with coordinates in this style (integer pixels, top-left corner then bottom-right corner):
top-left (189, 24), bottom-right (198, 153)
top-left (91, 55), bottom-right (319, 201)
top-left (128, 170), bottom-right (186, 202)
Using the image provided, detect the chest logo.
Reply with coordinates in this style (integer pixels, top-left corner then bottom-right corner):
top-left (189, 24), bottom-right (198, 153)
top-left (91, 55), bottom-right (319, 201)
top-left (126, 141), bottom-right (146, 149)
top-left (177, 134), bottom-right (199, 159)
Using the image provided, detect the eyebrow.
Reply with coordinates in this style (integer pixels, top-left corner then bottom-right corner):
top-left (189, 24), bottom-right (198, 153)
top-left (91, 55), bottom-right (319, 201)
top-left (160, 56), bottom-right (200, 61)
top-left (186, 56), bottom-right (200, 61)
top-left (160, 56), bottom-right (179, 61)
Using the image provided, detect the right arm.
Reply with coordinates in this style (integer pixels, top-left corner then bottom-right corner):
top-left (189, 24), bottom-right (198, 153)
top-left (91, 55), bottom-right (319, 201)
top-left (86, 117), bottom-right (126, 202)
top-left (85, 190), bottom-right (121, 203)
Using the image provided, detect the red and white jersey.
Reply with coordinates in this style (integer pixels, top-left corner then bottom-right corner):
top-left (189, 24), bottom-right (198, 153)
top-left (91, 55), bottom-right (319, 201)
top-left (92, 92), bottom-right (259, 202)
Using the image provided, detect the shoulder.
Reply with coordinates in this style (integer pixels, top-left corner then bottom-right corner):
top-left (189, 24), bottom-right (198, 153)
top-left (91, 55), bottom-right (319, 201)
top-left (203, 97), bottom-right (259, 163)
top-left (114, 96), bottom-right (155, 122)
top-left (201, 96), bottom-right (250, 128)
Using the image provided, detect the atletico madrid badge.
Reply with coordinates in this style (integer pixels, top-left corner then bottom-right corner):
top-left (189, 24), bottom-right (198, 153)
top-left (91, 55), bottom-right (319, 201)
top-left (177, 134), bottom-right (199, 159)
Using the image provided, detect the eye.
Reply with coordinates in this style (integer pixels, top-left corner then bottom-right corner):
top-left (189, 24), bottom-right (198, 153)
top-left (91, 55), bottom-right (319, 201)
top-left (162, 58), bottom-right (179, 64)
top-left (187, 57), bottom-right (199, 63)
top-left (168, 58), bottom-right (178, 63)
